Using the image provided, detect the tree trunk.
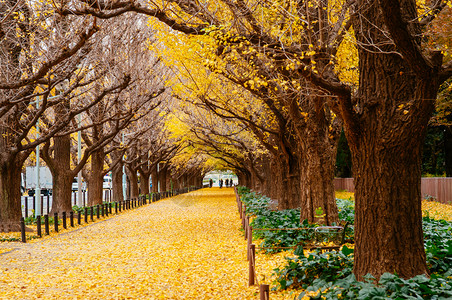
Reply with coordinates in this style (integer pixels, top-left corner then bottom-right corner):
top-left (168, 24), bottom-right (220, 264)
top-left (112, 162), bottom-right (124, 202)
top-left (350, 130), bottom-right (428, 280)
top-left (444, 126), bottom-right (452, 177)
top-left (127, 168), bottom-right (139, 199)
top-left (160, 167), bottom-right (167, 191)
top-left (272, 153), bottom-right (302, 210)
top-left (151, 168), bottom-right (158, 193)
top-left (139, 173), bottom-right (150, 195)
top-left (0, 156), bottom-right (24, 232)
top-left (347, 2), bottom-right (437, 279)
top-left (48, 134), bottom-right (73, 214)
top-left (298, 124), bottom-right (339, 225)
top-left (87, 150), bottom-right (104, 206)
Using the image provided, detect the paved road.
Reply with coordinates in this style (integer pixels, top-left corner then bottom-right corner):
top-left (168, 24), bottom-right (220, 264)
top-left (0, 188), bottom-right (258, 299)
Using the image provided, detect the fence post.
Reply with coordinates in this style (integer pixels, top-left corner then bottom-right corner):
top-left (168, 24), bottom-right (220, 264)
top-left (44, 214), bottom-right (49, 235)
top-left (247, 223), bottom-right (253, 261)
top-left (20, 217), bottom-right (26, 243)
top-left (241, 207), bottom-right (245, 230)
top-left (25, 197), bottom-right (29, 218)
top-left (70, 211), bottom-right (74, 227)
top-left (62, 211), bottom-right (67, 229)
top-left (78, 211), bottom-right (81, 225)
top-left (54, 212), bottom-right (59, 233)
top-left (84, 207), bottom-right (88, 223)
top-left (249, 244), bottom-right (256, 286)
top-left (90, 206), bottom-right (94, 221)
top-left (37, 215), bottom-right (41, 237)
top-left (46, 195), bottom-right (50, 215)
top-left (40, 195), bottom-right (44, 216)
top-left (97, 204), bottom-right (100, 219)
top-left (259, 284), bottom-right (270, 300)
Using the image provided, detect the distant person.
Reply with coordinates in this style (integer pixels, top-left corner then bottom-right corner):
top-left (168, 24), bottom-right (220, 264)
top-left (225, 179), bottom-right (229, 187)
top-left (219, 179), bottom-right (223, 188)
top-left (209, 179), bottom-right (213, 188)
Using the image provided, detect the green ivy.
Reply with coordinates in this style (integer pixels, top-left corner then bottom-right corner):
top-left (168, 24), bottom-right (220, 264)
top-left (298, 273), bottom-right (452, 299)
top-left (273, 246), bottom-right (354, 290)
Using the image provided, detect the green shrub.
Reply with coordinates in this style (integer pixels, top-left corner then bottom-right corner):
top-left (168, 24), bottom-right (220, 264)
top-left (422, 217), bottom-right (452, 275)
top-left (273, 246), bottom-right (354, 290)
top-left (298, 273), bottom-right (452, 299)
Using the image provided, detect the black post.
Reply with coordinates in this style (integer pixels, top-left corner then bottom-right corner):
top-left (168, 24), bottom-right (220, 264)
top-left (97, 205), bottom-right (100, 219)
top-left (54, 212), bottom-right (59, 233)
top-left (62, 211), bottom-right (67, 229)
top-left (105, 204), bottom-right (108, 217)
top-left (101, 204), bottom-right (104, 217)
top-left (84, 207), bottom-right (88, 223)
top-left (46, 195), bottom-right (50, 215)
top-left (70, 211), bottom-right (74, 227)
top-left (115, 202), bottom-right (118, 214)
top-left (109, 203), bottom-right (112, 214)
top-left (78, 211), bottom-right (81, 225)
top-left (40, 195), bottom-right (44, 216)
top-left (20, 217), bottom-right (26, 243)
top-left (44, 214), bottom-right (49, 235)
top-left (32, 195), bottom-right (36, 213)
top-left (37, 215), bottom-right (42, 237)
top-left (25, 197), bottom-right (28, 218)
top-left (90, 207), bottom-right (94, 221)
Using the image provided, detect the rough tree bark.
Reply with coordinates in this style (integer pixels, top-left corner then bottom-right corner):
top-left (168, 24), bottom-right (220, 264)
top-left (445, 127), bottom-right (452, 177)
top-left (139, 173), bottom-right (150, 195)
top-left (344, 0), bottom-right (441, 279)
top-left (86, 149), bottom-right (105, 206)
top-left (0, 154), bottom-right (29, 232)
top-left (45, 134), bottom-right (73, 214)
top-left (112, 161), bottom-right (124, 202)
top-left (159, 166), bottom-right (167, 192)
top-left (151, 168), bottom-right (159, 193)
top-left (126, 167), bottom-right (139, 199)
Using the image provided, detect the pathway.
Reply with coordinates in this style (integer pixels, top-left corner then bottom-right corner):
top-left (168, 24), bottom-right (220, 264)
top-left (0, 188), bottom-right (270, 299)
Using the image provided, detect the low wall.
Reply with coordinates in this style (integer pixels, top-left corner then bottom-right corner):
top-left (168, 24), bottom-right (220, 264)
top-left (334, 177), bottom-right (452, 204)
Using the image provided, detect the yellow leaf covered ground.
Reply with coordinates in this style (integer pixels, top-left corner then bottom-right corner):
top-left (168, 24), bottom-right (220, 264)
top-left (0, 188), bottom-right (292, 299)
top-left (335, 190), bottom-right (452, 221)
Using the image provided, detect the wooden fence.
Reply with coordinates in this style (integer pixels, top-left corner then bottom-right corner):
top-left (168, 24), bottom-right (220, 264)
top-left (334, 177), bottom-right (452, 204)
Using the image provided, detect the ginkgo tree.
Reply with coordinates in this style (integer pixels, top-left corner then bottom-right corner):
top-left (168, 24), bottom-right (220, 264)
top-left (164, 107), bottom-right (260, 189)
top-left (0, 1), bottom-right (98, 231)
top-left (59, 0), bottom-right (452, 280)
top-left (154, 27), bottom-right (340, 223)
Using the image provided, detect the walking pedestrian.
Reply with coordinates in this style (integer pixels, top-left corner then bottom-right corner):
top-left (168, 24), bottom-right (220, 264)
top-left (209, 178), bottom-right (213, 188)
